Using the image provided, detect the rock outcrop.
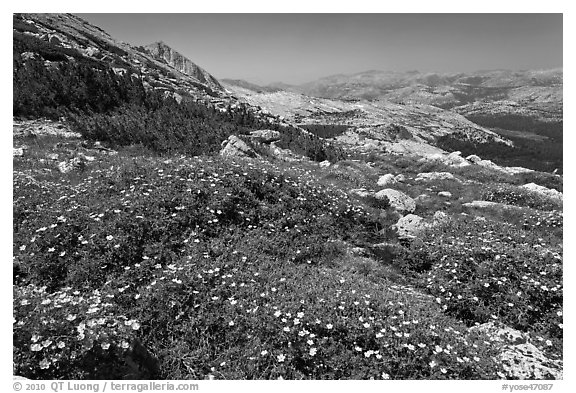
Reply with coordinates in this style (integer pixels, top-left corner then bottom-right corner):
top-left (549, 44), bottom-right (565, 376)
top-left (444, 151), bottom-right (471, 167)
top-left (521, 183), bottom-right (563, 202)
top-left (268, 142), bottom-right (302, 162)
top-left (145, 41), bottom-right (224, 93)
top-left (249, 129), bottom-right (281, 143)
top-left (219, 136), bottom-right (258, 158)
top-left (469, 322), bottom-right (562, 380)
top-left (415, 172), bottom-right (460, 182)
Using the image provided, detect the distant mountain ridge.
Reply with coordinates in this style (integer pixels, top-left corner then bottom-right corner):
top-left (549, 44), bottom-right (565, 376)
top-left (226, 68), bottom-right (562, 136)
top-left (221, 79), bottom-right (282, 94)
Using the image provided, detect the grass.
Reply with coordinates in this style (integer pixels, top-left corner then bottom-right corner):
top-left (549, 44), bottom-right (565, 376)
top-left (13, 132), bottom-right (562, 380)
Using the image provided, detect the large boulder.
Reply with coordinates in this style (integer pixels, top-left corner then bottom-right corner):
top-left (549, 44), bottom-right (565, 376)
top-left (220, 135), bottom-right (259, 158)
top-left (249, 129), bottom-right (281, 143)
top-left (377, 174), bottom-right (397, 187)
top-left (393, 214), bottom-right (426, 239)
top-left (468, 322), bottom-right (562, 380)
top-left (374, 189), bottom-right (416, 214)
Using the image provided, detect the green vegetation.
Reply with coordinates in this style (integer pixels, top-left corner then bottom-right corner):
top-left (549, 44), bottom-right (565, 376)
top-left (13, 138), bottom-right (562, 379)
top-left (12, 13), bottom-right (563, 380)
top-left (13, 24), bottom-right (342, 162)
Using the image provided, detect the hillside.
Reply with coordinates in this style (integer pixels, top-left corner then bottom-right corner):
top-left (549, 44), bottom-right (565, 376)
top-left (13, 13), bottom-right (563, 381)
top-left (280, 69), bottom-right (562, 143)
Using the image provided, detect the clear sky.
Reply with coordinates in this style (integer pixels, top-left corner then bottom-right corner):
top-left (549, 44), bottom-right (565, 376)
top-left (75, 14), bottom-right (563, 85)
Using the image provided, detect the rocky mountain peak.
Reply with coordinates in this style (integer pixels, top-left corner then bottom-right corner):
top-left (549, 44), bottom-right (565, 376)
top-left (144, 41), bottom-right (223, 93)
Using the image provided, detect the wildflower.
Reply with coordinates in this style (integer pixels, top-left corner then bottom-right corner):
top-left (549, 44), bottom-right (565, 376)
top-left (418, 343), bottom-right (426, 348)
top-left (407, 344), bottom-right (415, 351)
top-left (307, 339), bottom-right (314, 345)
top-left (429, 360), bottom-right (437, 368)
top-left (120, 341), bottom-right (130, 349)
top-left (229, 321), bottom-right (235, 326)
top-left (39, 359), bottom-right (50, 369)
top-left (106, 235), bottom-right (114, 241)
top-left (363, 322), bottom-right (370, 328)
top-left (132, 322), bottom-right (141, 330)
top-left (277, 354), bottom-right (286, 362)
top-left (274, 310), bottom-right (281, 317)
top-left (375, 333), bottom-right (384, 338)
top-left (101, 342), bottom-right (110, 350)
top-left (440, 368), bottom-right (447, 374)
top-left (309, 348), bottom-right (317, 356)
top-left (382, 372), bottom-right (390, 380)
top-left (30, 343), bottom-right (42, 352)
top-left (283, 327), bottom-right (290, 332)
top-left (546, 340), bottom-right (552, 346)
top-left (326, 323), bottom-right (333, 329)
top-left (42, 339), bottom-right (52, 348)
top-left (57, 341), bottom-right (65, 349)
top-left (354, 346), bottom-right (362, 352)
top-left (297, 312), bottom-right (304, 318)
top-left (261, 350), bottom-right (268, 356)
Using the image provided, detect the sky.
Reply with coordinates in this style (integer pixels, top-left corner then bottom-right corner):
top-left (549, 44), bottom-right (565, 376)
top-left (73, 13), bottom-right (561, 85)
